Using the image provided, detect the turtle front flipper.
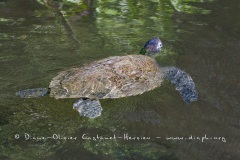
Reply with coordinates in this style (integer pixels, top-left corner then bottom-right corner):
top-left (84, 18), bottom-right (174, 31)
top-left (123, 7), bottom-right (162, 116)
top-left (16, 88), bottom-right (50, 98)
top-left (73, 98), bottom-right (103, 118)
top-left (163, 67), bottom-right (198, 104)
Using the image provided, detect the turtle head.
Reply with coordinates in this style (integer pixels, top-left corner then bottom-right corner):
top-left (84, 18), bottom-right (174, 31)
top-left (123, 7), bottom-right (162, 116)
top-left (140, 37), bottom-right (163, 56)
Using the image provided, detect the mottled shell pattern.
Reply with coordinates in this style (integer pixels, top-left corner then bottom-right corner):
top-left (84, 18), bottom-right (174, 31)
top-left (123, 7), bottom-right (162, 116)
top-left (49, 55), bottom-right (165, 99)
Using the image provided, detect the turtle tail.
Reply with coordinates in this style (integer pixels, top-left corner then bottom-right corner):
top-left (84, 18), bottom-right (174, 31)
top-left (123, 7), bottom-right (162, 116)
top-left (16, 88), bottom-right (50, 98)
top-left (163, 67), bottom-right (198, 104)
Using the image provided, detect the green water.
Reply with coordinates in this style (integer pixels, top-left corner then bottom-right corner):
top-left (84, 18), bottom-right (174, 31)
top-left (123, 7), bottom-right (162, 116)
top-left (0, 0), bottom-right (239, 159)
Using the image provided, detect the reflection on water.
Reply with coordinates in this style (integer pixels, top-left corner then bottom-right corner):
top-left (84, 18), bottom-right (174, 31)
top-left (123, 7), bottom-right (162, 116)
top-left (0, 0), bottom-right (239, 159)
top-left (170, 0), bottom-right (216, 14)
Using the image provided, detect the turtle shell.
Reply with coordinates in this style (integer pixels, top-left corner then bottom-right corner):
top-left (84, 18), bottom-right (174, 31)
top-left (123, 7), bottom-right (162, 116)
top-left (49, 55), bottom-right (164, 99)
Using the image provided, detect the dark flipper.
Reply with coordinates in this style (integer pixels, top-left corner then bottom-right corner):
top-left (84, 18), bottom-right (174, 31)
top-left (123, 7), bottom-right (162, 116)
top-left (73, 98), bottom-right (102, 118)
top-left (163, 67), bottom-right (198, 104)
top-left (16, 88), bottom-right (49, 98)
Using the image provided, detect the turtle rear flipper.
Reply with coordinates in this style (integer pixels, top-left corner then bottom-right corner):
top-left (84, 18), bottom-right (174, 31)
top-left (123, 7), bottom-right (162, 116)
top-left (163, 67), bottom-right (198, 104)
top-left (16, 88), bottom-right (49, 98)
top-left (73, 98), bottom-right (103, 118)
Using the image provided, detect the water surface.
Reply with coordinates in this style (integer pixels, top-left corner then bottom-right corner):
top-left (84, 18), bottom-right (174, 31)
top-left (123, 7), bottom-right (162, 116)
top-left (0, 0), bottom-right (239, 159)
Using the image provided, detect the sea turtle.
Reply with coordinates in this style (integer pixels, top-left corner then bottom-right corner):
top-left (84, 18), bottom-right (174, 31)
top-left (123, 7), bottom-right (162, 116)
top-left (16, 37), bottom-right (198, 118)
